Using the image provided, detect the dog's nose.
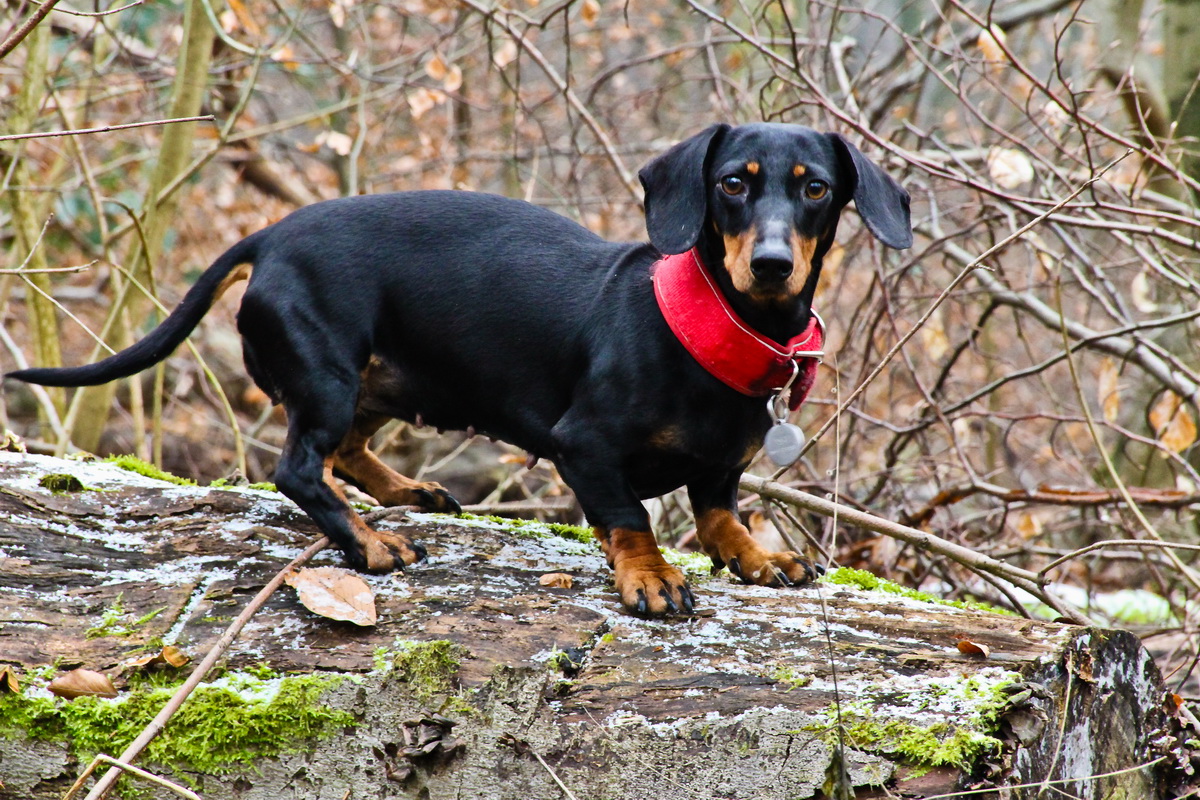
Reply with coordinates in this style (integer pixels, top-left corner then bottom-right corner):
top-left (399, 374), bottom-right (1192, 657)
top-left (750, 240), bottom-right (794, 283)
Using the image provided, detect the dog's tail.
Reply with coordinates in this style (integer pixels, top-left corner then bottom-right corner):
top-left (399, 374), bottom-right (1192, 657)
top-left (7, 233), bottom-right (263, 387)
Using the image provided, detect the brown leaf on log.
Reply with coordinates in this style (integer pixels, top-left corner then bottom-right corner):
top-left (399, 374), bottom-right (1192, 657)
top-left (124, 644), bottom-right (190, 670)
top-left (285, 566), bottom-right (377, 626)
top-left (48, 668), bottom-right (118, 699)
top-left (538, 572), bottom-right (574, 589)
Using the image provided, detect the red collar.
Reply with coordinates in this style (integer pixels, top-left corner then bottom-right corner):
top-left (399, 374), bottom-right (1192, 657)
top-left (652, 248), bottom-right (823, 410)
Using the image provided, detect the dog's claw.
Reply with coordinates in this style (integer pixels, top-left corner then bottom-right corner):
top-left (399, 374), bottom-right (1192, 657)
top-left (659, 589), bottom-right (678, 615)
top-left (710, 556), bottom-right (726, 575)
top-left (680, 585), bottom-right (695, 614)
top-left (635, 589), bottom-right (648, 616)
top-left (413, 487), bottom-right (461, 514)
top-left (410, 540), bottom-right (429, 563)
top-left (728, 556), bottom-right (743, 581)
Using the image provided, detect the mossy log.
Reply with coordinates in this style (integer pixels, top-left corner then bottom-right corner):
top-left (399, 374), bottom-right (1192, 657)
top-left (0, 451), bottom-right (1184, 799)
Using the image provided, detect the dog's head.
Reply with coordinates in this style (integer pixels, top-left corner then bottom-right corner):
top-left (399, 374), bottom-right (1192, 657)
top-left (640, 123), bottom-right (911, 304)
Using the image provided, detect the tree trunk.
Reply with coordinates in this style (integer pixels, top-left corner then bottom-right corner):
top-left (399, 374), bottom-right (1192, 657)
top-left (0, 451), bottom-right (1191, 799)
top-left (1164, 0), bottom-right (1200, 185)
top-left (67, 0), bottom-right (217, 454)
top-left (2, 20), bottom-right (65, 420)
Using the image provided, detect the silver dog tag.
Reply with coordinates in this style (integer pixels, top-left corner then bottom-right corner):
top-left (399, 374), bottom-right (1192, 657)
top-left (765, 421), bottom-right (805, 467)
top-left (765, 372), bottom-right (805, 467)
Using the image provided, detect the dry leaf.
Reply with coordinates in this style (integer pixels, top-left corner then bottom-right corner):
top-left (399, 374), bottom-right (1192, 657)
top-left (1015, 510), bottom-right (1042, 540)
top-left (976, 25), bottom-right (1007, 70)
top-left (920, 316), bottom-right (950, 362)
top-left (987, 147), bottom-right (1034, 188)
top-left (407, 87), bottom-right (446, 120)
top-left (538, 572), bottom-right (574, 589)
top-left (441, 63), bottom-right (463, 93)
top-left (49, 668), bottom-right (118, 699)
top-left (425, 53), bottom-right (448, 82)
top-left (124, 645), bottom-right (190, 670)
top-left (270, 45), bottom-right (299, 71)
top-left (0, 665), bottom-right (19, 693)
top-left (329, 1), bottom-right (346, 27)
top-left (580, 0), bottom-right (600, 25)
top-left (316, 130), bottom-right (353, 156)
top-left (957, 639), bottom-right (991, 658)
top-left (1131, 270), bottom-right (1159, 312)
top-left (226, 0), bottom-right (262, 34)
top-left (493, 40), bottom-right (519, 69)
top-left (1098, 357), bottom-right (1120, 423)
top-left (285, 566), bottom-right (377, 626)
top-left (218, 9), bottom-right (239, 34)
top-left (1150, 392), bottom-right (1197, 454)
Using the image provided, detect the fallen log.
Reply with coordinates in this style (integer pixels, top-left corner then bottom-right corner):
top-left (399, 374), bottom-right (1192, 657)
top-left (0, 451), bottom-right (1188, 799)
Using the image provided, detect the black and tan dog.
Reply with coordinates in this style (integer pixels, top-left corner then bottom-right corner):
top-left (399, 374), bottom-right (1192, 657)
top-left (8, 123), bottom-right (910, 617)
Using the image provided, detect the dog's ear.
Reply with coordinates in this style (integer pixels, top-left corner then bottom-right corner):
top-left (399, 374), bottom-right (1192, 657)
top-left (828, 133), bottom-right (912, 250)
top-left (639, 124), bottom-right (730, 255)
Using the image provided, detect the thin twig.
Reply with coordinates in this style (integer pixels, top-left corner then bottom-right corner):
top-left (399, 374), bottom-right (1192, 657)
top-left (0, 0), bottom-right (61, 61)
top-left (801, 150), bottom-right (1130, 458)
top-left (1040, 540), bottom-right (1200, 578)
top-left (62, 754), bottom-right (200, 800)
top-left (41, 0), bottom-right (142, 17)
top-left (81, 537), bottom-right (330, 800)
top-left (0, 115), bottom-right (215, 143)
top-left (529, 747), bottom-right (581, 800)
top-left (739, 474), bottom-right (1092, 625)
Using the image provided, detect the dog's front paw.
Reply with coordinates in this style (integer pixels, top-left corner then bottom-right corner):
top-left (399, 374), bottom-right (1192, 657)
top-left (614, 559), bottom-right (696, 617)
top-left (726, 548), bottom-right (823, 587)
top-left (413, 485), bottom-right (462, 514)
top-left (359, 529), bottom-right (428, 573)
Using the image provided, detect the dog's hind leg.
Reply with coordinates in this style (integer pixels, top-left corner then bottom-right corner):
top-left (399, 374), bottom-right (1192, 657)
top-left (272, 396), bottom-right (428, 572)
top-left (240, 295), bottom-right (428, 572)
top-left (332, 413), bottom-right (460, 512)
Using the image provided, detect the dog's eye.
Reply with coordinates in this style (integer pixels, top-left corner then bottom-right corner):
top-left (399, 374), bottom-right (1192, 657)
top-left (720, 176), bottom-right (745, 196)
top-left (805, 180), bottom-right (828, 200)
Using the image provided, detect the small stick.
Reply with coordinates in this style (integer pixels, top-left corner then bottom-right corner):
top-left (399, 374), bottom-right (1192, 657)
top-left (740, 474), bottom-right (1092, 625)
top-left (62, 754), bottom-right (201, 800)
top-left (529, 748), bottom-right (581, 800)
top-left (81, 537), bottom-right (330, 800)
top-left (0, 115), bottom-right (215, 143)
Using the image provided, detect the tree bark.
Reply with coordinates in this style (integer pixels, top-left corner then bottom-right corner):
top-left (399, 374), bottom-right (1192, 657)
top-left (0, 452), bottom-right (1190, 799)
top-left (67, 0), bottom-right (217, 454)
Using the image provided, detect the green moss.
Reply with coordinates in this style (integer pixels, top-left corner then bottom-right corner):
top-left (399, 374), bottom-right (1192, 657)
top-left (105, 455), bottom-right (196, 486)
top-left (544, 522), bottom-right (595, 545)
top-left (457, 512), bottom-right (600, 549)
top-left (660, 547), bottom-right (715, 582)
top-left (802, 672), bottom-right (1018, 771)
top-left (248, 482), bottom-right (277, 492)
top-left (770, 666), bottom-right (811, 691)
top-left (0, 672), bottom-right (352, 778)
top-left (85, 595), bottom-right (163, 639)
top-left (39, 472), bottom-right (90, 493)
top-left (386, 640), bottom-right (465, 702)
top-left (822, 567), bottom-right (1015, 616)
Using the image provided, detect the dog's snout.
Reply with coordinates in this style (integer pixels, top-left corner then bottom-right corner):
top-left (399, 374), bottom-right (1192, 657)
top-left (750, 240), bottom-right (794, 282)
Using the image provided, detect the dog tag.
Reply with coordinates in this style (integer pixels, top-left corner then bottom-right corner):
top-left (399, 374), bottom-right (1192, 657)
top-left (765, 420), bottom-right (805, 467)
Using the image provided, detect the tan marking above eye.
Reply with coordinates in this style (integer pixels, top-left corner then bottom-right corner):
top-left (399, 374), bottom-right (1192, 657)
top-left (793, 164), bottom-right (807, 178)
top-left (746, 161), bottom-right (760, 175)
